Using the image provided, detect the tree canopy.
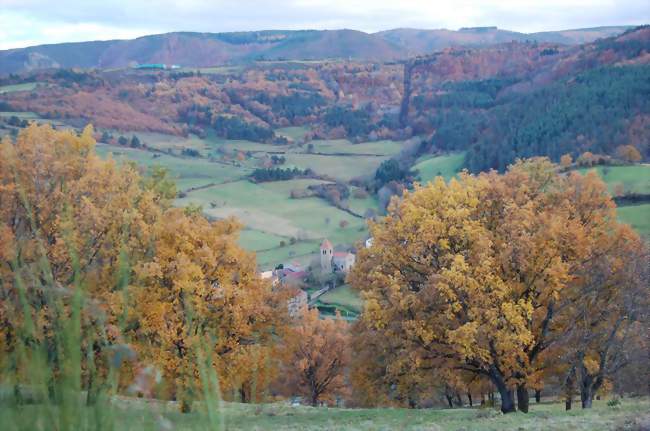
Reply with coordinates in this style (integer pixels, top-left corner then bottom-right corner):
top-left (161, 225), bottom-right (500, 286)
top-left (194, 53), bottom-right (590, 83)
top-left (349, 158), bottom-right (649, 413)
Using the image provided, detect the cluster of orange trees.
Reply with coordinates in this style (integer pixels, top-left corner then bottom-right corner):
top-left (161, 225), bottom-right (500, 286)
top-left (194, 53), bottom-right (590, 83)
top-left (349, 159), bottom-right (649, 412)
top-left (0, 125), bottom-right (337, 410)
top-left (1, 125), bottom-right (647, 413)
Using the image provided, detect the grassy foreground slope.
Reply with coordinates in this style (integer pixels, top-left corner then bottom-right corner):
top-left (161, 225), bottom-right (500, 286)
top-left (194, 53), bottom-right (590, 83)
top-left (2, 398), bottom-right (648, 431)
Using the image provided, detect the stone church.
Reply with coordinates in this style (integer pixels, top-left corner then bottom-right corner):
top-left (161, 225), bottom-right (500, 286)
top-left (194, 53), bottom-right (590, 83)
top-left (320, 239), bottom-right (355, 273)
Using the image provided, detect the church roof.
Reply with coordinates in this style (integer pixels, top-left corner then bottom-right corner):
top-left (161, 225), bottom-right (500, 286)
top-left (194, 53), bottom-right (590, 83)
top-left (320, 238), bottom-right (333, 249)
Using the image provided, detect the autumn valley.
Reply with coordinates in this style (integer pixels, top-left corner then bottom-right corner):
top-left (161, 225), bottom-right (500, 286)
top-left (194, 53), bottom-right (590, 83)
top-left (1, 17), bottom-right (649, 431)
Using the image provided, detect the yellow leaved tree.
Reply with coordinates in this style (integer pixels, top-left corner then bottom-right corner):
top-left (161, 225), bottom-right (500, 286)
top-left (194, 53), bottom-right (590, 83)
top-left (350, 158), bottom-right (644, 413)
top-left (0, 124), bottom-right (286, 412)
top-left (279, 307), bottom-right (350, 406)
top-left (129, 208), bottom-right (286, 410)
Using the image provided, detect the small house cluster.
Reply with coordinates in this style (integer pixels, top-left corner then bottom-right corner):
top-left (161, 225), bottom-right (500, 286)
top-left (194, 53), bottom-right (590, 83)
top-left (259, 238), bottom-right (359, 317)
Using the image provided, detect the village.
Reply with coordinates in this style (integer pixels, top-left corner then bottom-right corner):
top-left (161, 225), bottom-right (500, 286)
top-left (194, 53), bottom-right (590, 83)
top-left (260, 237), bottom-right (371, 319)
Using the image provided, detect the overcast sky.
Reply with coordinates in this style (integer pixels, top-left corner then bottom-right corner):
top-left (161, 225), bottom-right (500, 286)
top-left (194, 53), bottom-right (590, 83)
top-left (1, 0), bottom-right (648, 49)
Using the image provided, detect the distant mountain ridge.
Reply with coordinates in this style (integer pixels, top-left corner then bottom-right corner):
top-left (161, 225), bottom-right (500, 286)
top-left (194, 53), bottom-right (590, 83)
top-left (0, 26), bottom-right (634, 75)
top-left (376, 26), bottom-right (632, 54)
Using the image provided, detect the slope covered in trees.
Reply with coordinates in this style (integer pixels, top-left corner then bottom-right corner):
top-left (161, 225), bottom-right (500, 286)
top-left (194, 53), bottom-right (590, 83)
top-left (465, 65), bottom-right (650, 171)
top-left (1, 27), bottom-right (647, 157)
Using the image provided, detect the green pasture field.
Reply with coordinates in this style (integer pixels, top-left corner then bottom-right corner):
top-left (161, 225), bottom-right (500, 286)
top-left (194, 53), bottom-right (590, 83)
top-left (220, 140), bottom-right (291, 154)
top-left (306, 139), bottom-right (403, 156)
top-left (257, 178), bottom-right (330, 194)
top-left (173, 178), bottom-right (219, 192)
top-left (176, 179), bottom-right (368, 268)
top-left (578, 165), bottom-right (650, 195)
top-left (347, 189), bottom-right (380, 217)
top-left (318, 285), bottom-right (363, 313)
top-left (276, 126), bottom-right (310, 141)
top-left (237, 229), bottom-right (290, 251)
top-left (131, 132), bottom-right (214, 154)
top-left (0, 82), bottom-right (40, 94)
top-left (413, 152), bottom-right (466, 184)
top-left (256, 240), bottom-right (320, 269)
top-left (283, 153), bottom-right (389, 181)
top-left (97, 143), bottom-right (245, 186)
top-left (0, 111), bottom-right (40, 119)
top-left (617, 203), bottom-right (650, 239)
top-left (177, 180), bottom-right (366, 239)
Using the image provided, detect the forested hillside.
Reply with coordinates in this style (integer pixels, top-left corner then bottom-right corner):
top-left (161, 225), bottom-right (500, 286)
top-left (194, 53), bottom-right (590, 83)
top-left (456, 65), bottom-right (649, 171)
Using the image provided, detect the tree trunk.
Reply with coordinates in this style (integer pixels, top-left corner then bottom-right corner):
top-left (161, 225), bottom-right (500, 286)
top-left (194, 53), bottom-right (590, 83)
top-left (535, 389), bottom-right (541, 403)
top-left (496, 384), bottom-right (516, 413)
top-left (489, 369), bottom-right (516, 414)
top-left (407, 396), bottom-right (417, 409)
top-left (564, 364), bottom-right (576, 411)
top-left (239, 385), bottom-right (250, 403)
top-left (467, 392), bottom-right (473, 407)
top-left (579, 371), bottom-right (595, 409)
top-left (565, 396), bottom-right (572, 411)
top-left (310, 392), bottom-right (319, 407)
top-left (516, 384), bottom-right (529, 413)
top-left (445, 394), bottom-right (454, 408)
top-left (581, 384), bottom-right (594, 409)
top-left (455, 393), bottom-right (463, 407)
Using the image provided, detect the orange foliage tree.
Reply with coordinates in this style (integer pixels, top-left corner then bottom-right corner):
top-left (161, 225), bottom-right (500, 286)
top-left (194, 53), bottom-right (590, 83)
top-left (129, 207), bottom-right (286, 409)
top-left (279, 307), bottom-right (350, 406)
top-left (0, 124), bottom-right (285, 411)
top-left (616, 145), bottom-right (642, 163)
top-left (560, 233), bottom-right (649, 408)
top-left (0, 124), bottom-right (170, 383)
top-left (349, 158), bottom-right (645, 413)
